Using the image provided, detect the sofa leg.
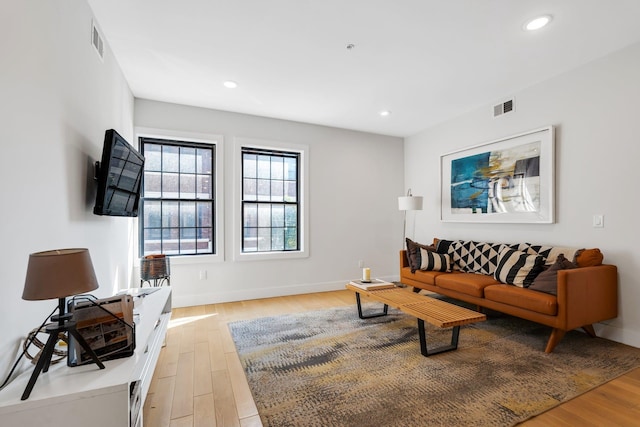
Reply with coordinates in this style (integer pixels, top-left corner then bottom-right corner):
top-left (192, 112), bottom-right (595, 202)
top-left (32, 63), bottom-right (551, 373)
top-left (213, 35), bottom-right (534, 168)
top-left (545, 328), bottom-right (566, 353)
top-left (582, 324), bottom-right (597, 338)
top-left (412, 287), bottom-right (421, 294)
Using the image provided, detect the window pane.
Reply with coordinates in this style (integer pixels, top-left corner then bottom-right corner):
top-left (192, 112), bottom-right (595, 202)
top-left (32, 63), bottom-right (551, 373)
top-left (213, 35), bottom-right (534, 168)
top-left (162, 173), bottom-right (179, 197)
top-left (258, 204), bottom-right (271, 227)
top-left (180, 174), bottom-right (196, 197)
top-left (162, 146), bottom-right (179, 172)
top-left (162, 202), bottom-right (179, 227)
top-left (284, 181), bottom-right (297, 202)
top-left (285, 228), bottom-right (297, 250)
top-left (197, 175), bottom-right (212, 198)
top-left (180, 147), bottom-right (196, 173)
top-left (244, 203), bottom-right (257, 227)
top-left (257, 155), bottom-right (270, 179)
top-left (180, 202), bottom-right (196, 227)
top-left (271, 157), bottom-right (283, 179)
top-left (271, 181), bottom-right (283, 201)
top-left (243, 154), bottom-right (257, 178)
top-left (284, 157), bottom-right (296, 180)
top-left (143, 229), bottom-right (161, 254)
top-left (197, 148), bottom-right (212, 174)
top-left (143, 171), bottom-right (162, 197)
top-left (257, 179), bottom-right (270, 201)
top-left (271, 228), bottom-right (284, 251)
top-left (144, 201), bottom-right (161, 228)
top-left (243, 228), bottom-right (257, 252)
top-left (285, 205), bottom-right (297, 227)
top-left (271, 205), bottom-right (284, 227)
top-left (144, 145), bottom-right (162, 171)
top-left (197, 202), bottom-right (212, 227)
top-left (243, 178), bottom-right (257, 201)
top-left (197, 228), bottom-right (212, 253)
top-left (257, 228), bottom-right (271, 251)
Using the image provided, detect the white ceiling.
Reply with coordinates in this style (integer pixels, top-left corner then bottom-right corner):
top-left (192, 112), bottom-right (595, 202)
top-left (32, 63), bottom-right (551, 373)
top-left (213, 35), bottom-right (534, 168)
top-left (88, 0), bottom-right (640, 137)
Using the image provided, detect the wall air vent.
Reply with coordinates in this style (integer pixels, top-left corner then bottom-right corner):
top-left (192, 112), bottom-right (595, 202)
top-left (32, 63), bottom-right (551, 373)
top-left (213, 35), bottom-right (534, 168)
top-left (91, 20), bottom-right (105, 61)
top-left (493, 98), bottom-right (515, 117)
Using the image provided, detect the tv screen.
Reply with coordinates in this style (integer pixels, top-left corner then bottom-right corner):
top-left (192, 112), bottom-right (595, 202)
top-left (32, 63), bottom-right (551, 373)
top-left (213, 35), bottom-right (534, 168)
top-left (93, 129), bottom-right (145, 217)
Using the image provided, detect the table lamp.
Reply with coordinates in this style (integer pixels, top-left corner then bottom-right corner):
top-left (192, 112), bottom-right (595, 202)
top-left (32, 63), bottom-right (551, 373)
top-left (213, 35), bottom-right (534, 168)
top-left (398, 188), bottom-right (423, 245)
top-left (21, 248), bottom-right (105, 400)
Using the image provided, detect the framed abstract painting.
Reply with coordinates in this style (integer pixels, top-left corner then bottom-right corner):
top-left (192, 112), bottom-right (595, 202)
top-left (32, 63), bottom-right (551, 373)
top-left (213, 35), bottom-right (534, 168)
top-left (440, 126), bottom-right (554, 223)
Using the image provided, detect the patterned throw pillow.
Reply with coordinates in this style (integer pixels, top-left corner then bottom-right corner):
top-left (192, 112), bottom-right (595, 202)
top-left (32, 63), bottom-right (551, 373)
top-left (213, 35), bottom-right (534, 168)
top-left (494, 248), bottom-right (545, 287)
top-left (419, 248), bottom-right (451, 272)
top-left (405, 238), bottom-right (435, 273)
top-left (437, 240), bottom-right (505, 274)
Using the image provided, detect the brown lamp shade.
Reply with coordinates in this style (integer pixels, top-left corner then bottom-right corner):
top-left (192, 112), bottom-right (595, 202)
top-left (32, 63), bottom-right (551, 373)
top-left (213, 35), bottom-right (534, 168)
top-left (22, 248), bottom-right (99, 301)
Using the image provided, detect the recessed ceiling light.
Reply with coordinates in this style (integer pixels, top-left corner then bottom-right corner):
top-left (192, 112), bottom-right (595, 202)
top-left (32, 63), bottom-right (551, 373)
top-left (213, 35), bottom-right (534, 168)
top-left (223, 80), bottom-right (238, 89)
top-left (379, 110), bottom-right (391, 117)
top-left (524, 15), bottom-right (552, 31)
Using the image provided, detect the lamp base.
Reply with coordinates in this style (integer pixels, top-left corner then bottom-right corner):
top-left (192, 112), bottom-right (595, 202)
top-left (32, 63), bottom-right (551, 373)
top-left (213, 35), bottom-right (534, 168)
top-left (21, 300), bottom-right (105, 400)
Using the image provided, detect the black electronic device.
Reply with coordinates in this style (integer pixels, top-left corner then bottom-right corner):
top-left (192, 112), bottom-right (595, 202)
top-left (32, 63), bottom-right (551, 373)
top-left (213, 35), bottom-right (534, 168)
top-left (93, 129), bottom-right (144, 217)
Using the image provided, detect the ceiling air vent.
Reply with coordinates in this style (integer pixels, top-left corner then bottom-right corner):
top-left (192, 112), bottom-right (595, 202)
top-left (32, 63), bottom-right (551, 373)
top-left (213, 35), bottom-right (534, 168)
top-left (493, 98), bottom-right (515, 117)
top-left (91, 20), bottom-right (104, 61)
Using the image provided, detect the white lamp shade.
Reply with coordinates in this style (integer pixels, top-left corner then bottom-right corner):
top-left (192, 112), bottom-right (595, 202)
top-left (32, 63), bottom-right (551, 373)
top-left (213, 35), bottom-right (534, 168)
top-left (398, 196), bottom-right (423, 211)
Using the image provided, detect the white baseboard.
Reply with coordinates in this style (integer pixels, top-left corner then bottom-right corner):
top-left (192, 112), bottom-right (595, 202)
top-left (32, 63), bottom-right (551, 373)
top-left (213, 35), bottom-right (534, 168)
top-left (594, 322), bottom-right (640, 348)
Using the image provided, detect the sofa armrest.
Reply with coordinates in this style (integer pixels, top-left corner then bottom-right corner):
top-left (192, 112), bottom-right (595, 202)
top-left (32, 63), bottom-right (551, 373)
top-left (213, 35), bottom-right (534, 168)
top-left (556, 264), bottom-right (618, 330)
top-left (400, 250), bottom-right (410, 269)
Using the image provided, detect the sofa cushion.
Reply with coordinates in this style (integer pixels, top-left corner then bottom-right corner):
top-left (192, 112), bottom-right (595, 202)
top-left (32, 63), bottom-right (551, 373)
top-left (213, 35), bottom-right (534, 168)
top-left (420, 248), bottom-right (451, 272)
top-left (405, 238), bottom-right (435, 273)
top-left (406, 268), bottom-right (446, 286)
top-left (435, 273), bottom-right (500, 298)
top-left (484, 284), bottom-right (558, 316)
top-left (528, 254), bottom-right (577, 295)
top-left (494, 248), bottom-right (545, 287)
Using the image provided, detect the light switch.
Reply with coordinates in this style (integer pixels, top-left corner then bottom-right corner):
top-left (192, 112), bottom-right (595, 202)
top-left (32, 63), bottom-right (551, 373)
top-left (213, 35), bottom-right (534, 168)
top-left (593, 215), bottom-right (604, 228)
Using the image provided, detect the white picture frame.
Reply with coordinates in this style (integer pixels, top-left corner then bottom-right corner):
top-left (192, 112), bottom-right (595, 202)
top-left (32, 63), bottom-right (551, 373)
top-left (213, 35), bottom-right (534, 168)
top-left (440, 126), bottom-right (554, 223)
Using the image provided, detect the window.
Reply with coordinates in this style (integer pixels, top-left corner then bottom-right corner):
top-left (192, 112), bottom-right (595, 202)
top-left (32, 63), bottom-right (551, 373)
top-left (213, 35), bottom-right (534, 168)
top-left (139, 137), bottom-right (215, 256)
top-left (241, 147), bottom-right (299, 253)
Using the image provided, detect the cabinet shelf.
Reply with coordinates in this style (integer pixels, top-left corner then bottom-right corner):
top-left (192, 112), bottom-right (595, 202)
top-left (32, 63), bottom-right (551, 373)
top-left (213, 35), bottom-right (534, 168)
top-left (0, 287), bottom-right (172, 427)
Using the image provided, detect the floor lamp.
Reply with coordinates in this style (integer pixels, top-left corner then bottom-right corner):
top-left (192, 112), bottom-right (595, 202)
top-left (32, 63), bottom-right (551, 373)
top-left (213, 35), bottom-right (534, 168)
top-left (21, 248), bottom-right (105, 400)
top-left (398, 189), bottom-right (423, 247)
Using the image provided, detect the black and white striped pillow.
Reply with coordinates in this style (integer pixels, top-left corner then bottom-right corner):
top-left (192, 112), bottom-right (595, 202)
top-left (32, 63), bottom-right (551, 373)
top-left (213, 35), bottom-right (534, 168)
top-left (494, 248), bottom-right (545, 287)
top-left (420, 248), bottom-right (451, 272)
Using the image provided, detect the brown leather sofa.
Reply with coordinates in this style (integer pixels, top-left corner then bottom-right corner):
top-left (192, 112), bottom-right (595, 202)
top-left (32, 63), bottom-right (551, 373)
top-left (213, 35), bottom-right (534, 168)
top-left (400, 247), bottom-right (618, 353)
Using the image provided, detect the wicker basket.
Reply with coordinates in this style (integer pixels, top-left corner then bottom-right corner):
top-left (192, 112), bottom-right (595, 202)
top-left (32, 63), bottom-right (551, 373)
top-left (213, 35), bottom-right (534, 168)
top-left (140, 256), bottom-right (170, 280)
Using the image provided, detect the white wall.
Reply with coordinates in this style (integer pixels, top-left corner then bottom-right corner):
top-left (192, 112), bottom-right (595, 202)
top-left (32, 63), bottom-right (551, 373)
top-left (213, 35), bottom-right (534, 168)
top-left (0, 0), bottom-right (134, 378)
top-left (405, 41), bottom-right (640, 347)
top-left (134, 100), bottom-right (404, 307)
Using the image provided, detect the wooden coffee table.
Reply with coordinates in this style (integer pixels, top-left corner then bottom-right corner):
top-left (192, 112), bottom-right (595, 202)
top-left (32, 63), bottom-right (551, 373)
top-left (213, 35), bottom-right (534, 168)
top-left (346, 284), bottom-right (486, 357)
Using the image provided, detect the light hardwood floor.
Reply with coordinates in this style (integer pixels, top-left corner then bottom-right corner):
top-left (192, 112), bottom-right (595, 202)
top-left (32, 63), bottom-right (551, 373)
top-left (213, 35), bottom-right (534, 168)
top-left (143, 290), bottom-right (640, 426)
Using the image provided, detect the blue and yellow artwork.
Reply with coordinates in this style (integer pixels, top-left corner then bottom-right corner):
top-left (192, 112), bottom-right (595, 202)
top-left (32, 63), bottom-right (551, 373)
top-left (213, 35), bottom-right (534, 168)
top-left (449, 141), bottom-right (541, 215)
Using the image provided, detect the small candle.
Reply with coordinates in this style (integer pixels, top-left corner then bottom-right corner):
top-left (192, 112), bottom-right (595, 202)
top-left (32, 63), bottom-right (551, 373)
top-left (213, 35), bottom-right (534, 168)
top-left (362, 267), bottom-right (371, 282)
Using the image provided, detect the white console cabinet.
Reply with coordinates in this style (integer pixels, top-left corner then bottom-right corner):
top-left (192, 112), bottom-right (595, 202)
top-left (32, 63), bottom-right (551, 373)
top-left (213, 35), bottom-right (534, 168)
top-left (0, 287), bottom-right (171, 427)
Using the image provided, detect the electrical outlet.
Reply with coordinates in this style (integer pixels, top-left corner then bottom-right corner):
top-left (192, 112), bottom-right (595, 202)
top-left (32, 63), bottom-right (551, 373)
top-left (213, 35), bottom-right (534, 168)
top-left (199, 270), bottom-right (208, 280)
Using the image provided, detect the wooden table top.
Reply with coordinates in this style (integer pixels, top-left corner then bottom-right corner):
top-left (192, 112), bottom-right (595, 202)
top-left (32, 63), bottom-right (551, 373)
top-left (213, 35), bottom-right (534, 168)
top-left (345, 284), bottom-right (486, 328)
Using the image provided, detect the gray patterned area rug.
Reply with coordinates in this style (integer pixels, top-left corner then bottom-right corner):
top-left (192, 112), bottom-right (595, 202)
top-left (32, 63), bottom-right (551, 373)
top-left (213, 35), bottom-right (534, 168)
top-left (228, 303), bottom-right (640, 427)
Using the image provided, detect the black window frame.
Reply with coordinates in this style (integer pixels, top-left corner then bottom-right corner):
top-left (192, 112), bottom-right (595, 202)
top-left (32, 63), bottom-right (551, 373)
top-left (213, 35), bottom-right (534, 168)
top-left (139, 137), bottom-right (215, 257)
top-left (241, 147), bottom-right (300, 253)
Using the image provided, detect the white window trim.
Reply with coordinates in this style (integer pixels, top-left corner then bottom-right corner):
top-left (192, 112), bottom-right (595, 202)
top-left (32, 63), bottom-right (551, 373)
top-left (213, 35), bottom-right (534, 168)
top-left (134, 127), bottom-right (224, 265)
top-left (233, 137), bottom-right (309, 261)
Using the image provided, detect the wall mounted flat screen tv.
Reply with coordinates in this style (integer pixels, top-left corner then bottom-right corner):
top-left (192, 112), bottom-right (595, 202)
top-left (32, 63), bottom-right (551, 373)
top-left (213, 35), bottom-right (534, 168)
top-left (93, 129), bottom-right (145, 217)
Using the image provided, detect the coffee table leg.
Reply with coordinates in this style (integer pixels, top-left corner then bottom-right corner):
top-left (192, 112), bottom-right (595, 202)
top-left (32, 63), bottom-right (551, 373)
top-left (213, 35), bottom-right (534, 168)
top-left (418, 320), bottom-right (461, 357)
top-left (355, 292), bottom-right (389, 319)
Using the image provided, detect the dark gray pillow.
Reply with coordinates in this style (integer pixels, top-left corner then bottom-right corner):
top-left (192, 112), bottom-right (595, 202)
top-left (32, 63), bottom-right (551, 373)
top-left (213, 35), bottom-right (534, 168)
top-left (529, 254), bottom-right (577, 295)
